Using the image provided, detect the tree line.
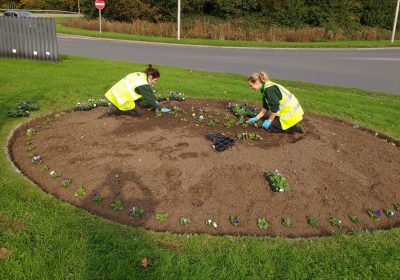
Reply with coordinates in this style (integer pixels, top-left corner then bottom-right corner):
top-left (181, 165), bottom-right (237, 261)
top-left (2, 0), bottom-right (398, 31)
top-left (82, 0), bottom-right (398, 31)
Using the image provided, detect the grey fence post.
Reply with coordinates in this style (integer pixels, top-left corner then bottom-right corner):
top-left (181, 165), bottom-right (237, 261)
top-left (0, 17), bottom-right (59, 62)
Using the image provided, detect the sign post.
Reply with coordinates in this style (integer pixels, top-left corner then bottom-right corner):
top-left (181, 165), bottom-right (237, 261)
top-left (95, 0), bottom-right (105, 35)
top-left (177, 0), bottom-right (181, 40)
top-left (392, 0), bottom-right (400, 43)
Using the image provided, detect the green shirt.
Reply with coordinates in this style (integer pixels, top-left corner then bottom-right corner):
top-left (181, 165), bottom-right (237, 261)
top-left (261, 83), bottom-right (282, 113)
top-left (136, 84), bottom-right (159, 109)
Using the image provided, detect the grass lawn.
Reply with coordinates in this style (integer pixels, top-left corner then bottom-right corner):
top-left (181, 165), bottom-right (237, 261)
top-left (56, 19), bottom-right (400, 49)
top-left (1, 56), bottom-right (400, 279)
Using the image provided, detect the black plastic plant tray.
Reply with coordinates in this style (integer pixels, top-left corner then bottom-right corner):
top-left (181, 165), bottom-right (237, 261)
top-left (18, 101), bottom-right (39, 111)
top-left (7, 109), bottom-right (29, 117)
top-left (212, 138), bottom-right (235, 152)
top-left (206, 133), bottom-right (227, 142)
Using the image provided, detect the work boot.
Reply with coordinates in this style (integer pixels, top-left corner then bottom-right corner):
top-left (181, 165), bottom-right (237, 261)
top-left (106, 104), bottom-right (121, 116)
top-left (294, 124), bottom-right (306, 134)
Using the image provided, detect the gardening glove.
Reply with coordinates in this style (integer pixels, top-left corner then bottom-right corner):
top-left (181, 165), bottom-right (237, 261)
top-left (246, 117), bottom-right (258, 124)
top-left (161, 107), bottom-right (171, 113)
top-left (262, 119), bottom-right (271, 129)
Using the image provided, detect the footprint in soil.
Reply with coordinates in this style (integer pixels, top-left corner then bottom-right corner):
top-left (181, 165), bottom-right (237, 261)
top-left (99, 168), bottom-right (157, 221)
top-left (165, 168), bottom-right (182, 192)
top-left (178, 152), bottom-right (198, 159)
top-left (189, 184), bottom-right (213, 207)
top-left (160, 142), bottom-right (194, 160)
top-left (160, 146), bottom-right (176, 160)
top-left (150, 135), bottom-right (167, 144)
top-left (174, 142), bottom-right (189, 148)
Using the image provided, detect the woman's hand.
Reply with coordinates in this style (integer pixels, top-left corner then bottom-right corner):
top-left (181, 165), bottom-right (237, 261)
top-left (246, 117), bottom-right (258, 124)
top-left (263, 112), bottom-right (277, 129)
top-left (262, 120), bottom-right (271, 129)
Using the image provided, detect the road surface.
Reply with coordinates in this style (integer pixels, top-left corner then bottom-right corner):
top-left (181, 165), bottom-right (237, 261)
top-left (57, 34), bottom-right (400, 94)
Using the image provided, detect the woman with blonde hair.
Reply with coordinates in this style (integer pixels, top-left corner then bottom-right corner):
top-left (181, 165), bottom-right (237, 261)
top-left (246, 71), bottom-right (305, 134)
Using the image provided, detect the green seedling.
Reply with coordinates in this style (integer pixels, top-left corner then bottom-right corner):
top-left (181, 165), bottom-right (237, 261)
top-left (307, 216), bottom-right (319, 227)
top-left (74, 186), bottom-right (86, 197)
top-left (350, 216), bottom-right (361, 223)
top-left (282, 217), bottom-right (293, 228)
top-left (111, 199), bottom-right (123, 211)
top-left (155, 213), bottom-right (169, 222)
top-left (31, 156), bottom-right (42, 164)
top-left (179, 216), bottom-right (191, 225)
top-left (42, 165), bottom-right (49, 172)
top-left (50, 171), bottom-right (61, 178)
top-left (26, 128), bottom-right (36, 138)
top-left (257, 217), bottom-right (268, 230)
top-left (92, 192), bottom-right (104, 204)
top-left (383, 209), bottom-right (395, 217)
top-left (249, 133), bottom-right (260, 141)
top-left (329, 217), bottom-right (343, 227)
top-left (155, 110), bottom-right (162, 117)
top-left (180, 117), bottom-right (188, 122)
top-left (224, 119), bottom-right (235, 128)
top-left (256, 120), bottom-right (263, 127)
top-left (367, 210), bottom-right (381, 221)
top-left (205, 219), bottom-right (218, 228)
top-left (394, 203), bottom-right (400, 211)
top-left (130, 207), bottom-right (144, 217)
top-left (230, 215), bottom-right (240, 227)
top-left (207, 120), bottom-right (216, 127)
top-left (61, 178), bottom-right (72, 188)
top-left (172, 106), bottom-right (183, 114)
top-left (265, 170), bottom-right (289, 192)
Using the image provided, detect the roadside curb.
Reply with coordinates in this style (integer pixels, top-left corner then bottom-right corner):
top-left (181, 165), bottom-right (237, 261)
top-left (57, 33), bottom-right (400, 51)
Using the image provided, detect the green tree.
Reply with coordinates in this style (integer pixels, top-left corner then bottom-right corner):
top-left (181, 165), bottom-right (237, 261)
top-left (305, 0), bottom-right (363, 30)
top-left (361, 0), bottom-right (399, 29)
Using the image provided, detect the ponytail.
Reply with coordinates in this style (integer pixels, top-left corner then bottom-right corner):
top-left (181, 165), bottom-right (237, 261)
top-left (145, 64), bottom-right (160, 78)
top-left (248, 71), bottom-right (269, 83)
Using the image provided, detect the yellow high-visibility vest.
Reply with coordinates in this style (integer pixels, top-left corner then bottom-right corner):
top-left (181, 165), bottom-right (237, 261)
top-left (264, 81), bottom-right (304, 130)
top-left (105, 72), bottom-right (148, 111)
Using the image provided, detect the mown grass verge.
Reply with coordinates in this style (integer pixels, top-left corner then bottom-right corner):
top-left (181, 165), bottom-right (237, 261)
top-left (0, 56), bottom-right (400, 279)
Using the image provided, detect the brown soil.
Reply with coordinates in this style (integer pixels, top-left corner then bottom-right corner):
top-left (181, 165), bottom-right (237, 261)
top-left (8, 99), bottom-right (400, 237)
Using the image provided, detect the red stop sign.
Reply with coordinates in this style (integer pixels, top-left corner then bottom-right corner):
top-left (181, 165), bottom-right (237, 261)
top-left (95, 0), bottom-right (105, 10)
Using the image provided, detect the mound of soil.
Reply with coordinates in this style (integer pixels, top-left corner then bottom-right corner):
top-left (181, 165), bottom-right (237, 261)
top-left (8, 99), bottom-right (400, 237)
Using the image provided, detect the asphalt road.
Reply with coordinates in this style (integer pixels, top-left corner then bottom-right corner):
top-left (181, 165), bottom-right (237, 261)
top-left (57, 34), bottom-right (400, 95)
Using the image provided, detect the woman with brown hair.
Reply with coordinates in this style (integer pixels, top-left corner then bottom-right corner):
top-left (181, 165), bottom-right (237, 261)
top-left (246, 71), bottom-right (305, 134)
top-left (105, 64), bottom-right (170, 115)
